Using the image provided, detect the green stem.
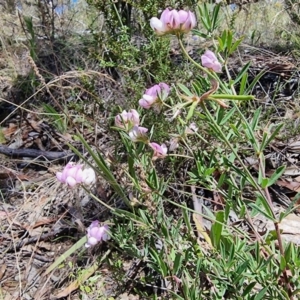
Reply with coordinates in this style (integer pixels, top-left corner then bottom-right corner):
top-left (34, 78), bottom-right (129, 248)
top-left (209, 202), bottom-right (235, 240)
top-left (210, 94), bottom-right (254, 100)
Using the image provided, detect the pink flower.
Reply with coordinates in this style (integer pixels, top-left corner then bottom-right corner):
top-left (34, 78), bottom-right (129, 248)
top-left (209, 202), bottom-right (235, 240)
top-left (85, 221), bottom-right (109, 248)
top-left (201, 50), bottom-right (222, 73)
top-left (56, 163), bottom-right (96, 187)
top-left (56, 163), bottom-right (83, 187)
top-left (128, 126), bottom-right (148, 143)
top-left (115, 109), bottom-right (140, 130)
top-left (139, 83), bottom-right (170, 111)
top-left (149, 142), bottom-right (168, 159)
top-left (150, 8), bottom-right (197, 36)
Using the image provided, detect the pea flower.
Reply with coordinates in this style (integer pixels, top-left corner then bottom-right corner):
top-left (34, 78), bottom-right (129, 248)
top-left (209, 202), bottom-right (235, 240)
top-left (56, 163), bottom-right (96, 187)
top-left (128, 126), bottom-right (149, 143)
top-left (139, 83), bottom-right (170, 111)
top-left (150, 8), bottom-right (197, 36)
top-left (115, 109), bottom-right (139, 130)
top-left (85, 221), bottom-right (109, 248)
top-left (201, 50), bottom-right (222, 73)
top-left (149, 142), bottom-right (168, 159)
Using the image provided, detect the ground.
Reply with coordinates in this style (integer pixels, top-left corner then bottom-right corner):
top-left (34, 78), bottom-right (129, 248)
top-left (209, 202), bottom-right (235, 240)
top-left (1, 1), bottom-right (300, 299)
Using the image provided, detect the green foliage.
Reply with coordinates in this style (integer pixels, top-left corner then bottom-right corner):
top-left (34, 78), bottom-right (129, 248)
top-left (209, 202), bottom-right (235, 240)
top-left (86, 0), bottom-right (198, 87)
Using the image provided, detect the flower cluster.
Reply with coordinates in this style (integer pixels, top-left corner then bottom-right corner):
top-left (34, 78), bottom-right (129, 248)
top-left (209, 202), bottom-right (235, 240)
top-left (114, 82), bottom-right (171, 158)
top-left (150, 8), bottom-right (196, 36)
top-left (114, 109), bottom-right (139, 131)
top-left (115, 110), bottom-right (149, 143)
top-left (115, 107), bottom-right (168, 159)
top-left (139, 83), bottom-right (170, 112)
top-left (56, 163), bottom-right (96, 187)
top-left (85, 221), bottom-right (109, 248)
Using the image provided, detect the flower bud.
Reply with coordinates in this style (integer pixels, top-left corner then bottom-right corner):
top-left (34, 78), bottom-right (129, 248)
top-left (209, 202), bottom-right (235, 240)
top-left (201, 50), bottom-right (222, 73)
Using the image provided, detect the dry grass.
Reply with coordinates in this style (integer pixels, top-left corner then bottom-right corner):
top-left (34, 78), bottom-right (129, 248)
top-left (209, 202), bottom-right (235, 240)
top-left (221, 1), bottom-right (293, 46)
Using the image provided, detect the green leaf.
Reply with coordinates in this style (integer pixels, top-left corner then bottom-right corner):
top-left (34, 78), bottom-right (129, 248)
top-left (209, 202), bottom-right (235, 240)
top-left (246, 68), bottom-right (267, 94)
top-left (243, 282), bottom-right (256, 296)
top-left (45, 236), bottom-right (87, 275)
top-left (251, 107), bottom-right (262, 131)
top-left (212, 4), bottom-right (221, 30)
top-left (233, 62), bottom-right (251, 85)
top-left (150, 248), bottom-right (168, 277)
top-left (267, 165), bottom-right (285, 187)
top-left (192, 29), bottom-right (208, 39)
top-left (279, 196), bottom-right (300, 221)
top-left (217, 106), bottom-right (236, 126)
top-left (279, 255), bottom-right (286, 272)
top-left (177, 83), bottom-right (193, 96)
top-left (226, 30), bottom-right (233, 52)
top-left (173, 253), bottom-right (184, 274)
top-left (69, 133), bottom-right (131, 208)
top-left (229, 123), bottom-right (243, 138)
top-left (261, 178), bottom-right (269, 188)
top-left (284, 243), bottom-right (293, 266)
top-left (262, 123), bottom-right (284, 151)
top-left (187, 101), bottom-right (198, 121)
top-left (230, 37), bottom-right (244, 53)
top-left (250, 195), bottom-right (276, 222)
top-left (211, 211), bottom-right (224, 248)
top-left (42, 103), bottom-right (66, 133)
top-left (254, 287), bottom-right (268, 300)
top-left (217, 36), bottom-right (224, 51)
top-left (239, 72), bottom-right (248, 95)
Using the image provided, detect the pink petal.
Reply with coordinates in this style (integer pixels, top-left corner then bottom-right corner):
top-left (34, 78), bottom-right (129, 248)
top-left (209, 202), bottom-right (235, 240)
top-left (85, 237), bottom-right (98, 248)
top-left (66, 176), bottom-right (77, 187)
top-left (150, 17), bottom-right (167, 35)
top-left (178, 10), bottom-right (189, 23)
top-left (56, 172), bottom-right (63, 182)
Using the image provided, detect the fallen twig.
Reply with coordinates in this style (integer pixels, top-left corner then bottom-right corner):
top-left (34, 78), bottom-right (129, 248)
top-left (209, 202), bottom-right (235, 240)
top-left (0, 145), bottom-right (74, 161)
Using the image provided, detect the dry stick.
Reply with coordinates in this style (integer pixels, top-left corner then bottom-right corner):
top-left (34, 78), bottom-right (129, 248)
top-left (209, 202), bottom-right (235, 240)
top-left (0, 145), bottom-right (74, 160)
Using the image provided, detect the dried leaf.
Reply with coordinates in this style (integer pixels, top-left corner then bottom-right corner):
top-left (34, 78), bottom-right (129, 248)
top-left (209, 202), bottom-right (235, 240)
top-left (276, 179), bottom-right (300, 192)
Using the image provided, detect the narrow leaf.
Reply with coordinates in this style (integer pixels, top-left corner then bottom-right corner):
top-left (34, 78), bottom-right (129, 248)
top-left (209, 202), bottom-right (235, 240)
top-left (267, 165), bottom-right (286, 187)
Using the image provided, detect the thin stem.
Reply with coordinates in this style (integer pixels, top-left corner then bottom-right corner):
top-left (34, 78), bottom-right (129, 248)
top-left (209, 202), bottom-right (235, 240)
top-left (83, 186), bottom-right (116, 211)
